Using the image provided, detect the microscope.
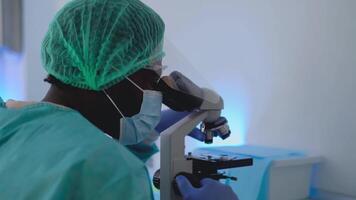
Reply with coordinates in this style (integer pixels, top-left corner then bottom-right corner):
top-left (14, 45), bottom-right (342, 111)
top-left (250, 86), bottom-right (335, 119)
top-left (153, 71), bottom-right (253, 200)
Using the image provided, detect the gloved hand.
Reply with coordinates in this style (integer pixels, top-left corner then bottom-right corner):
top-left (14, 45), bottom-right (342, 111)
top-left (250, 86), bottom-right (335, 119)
top-left (175, 175), bottom-right (239, 200)
top-left (155, 109), bottom-right (205, 142)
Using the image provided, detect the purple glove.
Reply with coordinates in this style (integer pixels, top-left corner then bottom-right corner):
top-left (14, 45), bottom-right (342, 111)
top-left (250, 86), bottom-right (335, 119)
top-left (175, 175), bottom-right (239, 200)
top-left (155, 109), bottom-right (205, 141)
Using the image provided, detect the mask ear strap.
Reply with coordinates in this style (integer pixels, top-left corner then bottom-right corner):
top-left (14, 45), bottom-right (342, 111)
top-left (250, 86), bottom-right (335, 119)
top-left (103, 90), bottom-right (126, 119)
top-left (112, 66), bottom-right (144, 92)
top-left (126, 76), bottom-right (144, 92)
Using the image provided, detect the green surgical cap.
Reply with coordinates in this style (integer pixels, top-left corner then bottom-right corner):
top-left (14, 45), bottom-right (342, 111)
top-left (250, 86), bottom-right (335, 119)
top-left (41, 0), bottom-right (165, 90)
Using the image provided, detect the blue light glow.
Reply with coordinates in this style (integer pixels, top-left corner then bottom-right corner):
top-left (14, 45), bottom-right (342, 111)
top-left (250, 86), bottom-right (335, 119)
top-left (0, 47), bottom-right (25, 101)
top-left (212, 79), bottom-right (249, 145)
top-left (185, 80), bottom-right (250, 152)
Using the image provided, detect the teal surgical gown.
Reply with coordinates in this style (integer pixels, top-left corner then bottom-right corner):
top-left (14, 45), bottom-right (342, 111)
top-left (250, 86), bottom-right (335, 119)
top-left (0, 97), bottom-right (154, 200)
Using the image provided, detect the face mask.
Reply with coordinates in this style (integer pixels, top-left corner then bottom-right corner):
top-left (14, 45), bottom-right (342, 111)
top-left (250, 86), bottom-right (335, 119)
top-left (103, 77), bottom-right (162, 145)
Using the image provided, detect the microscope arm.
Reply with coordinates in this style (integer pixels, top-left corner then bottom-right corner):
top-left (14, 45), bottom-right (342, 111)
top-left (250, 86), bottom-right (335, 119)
top-left (160, 111), bottom-right (209, 200)
top-left (155, 109), bottom-right (206, 142)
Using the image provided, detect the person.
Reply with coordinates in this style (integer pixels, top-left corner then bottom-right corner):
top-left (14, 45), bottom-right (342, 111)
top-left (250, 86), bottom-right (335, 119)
top-left (0, 0), bottom-right (238, 199)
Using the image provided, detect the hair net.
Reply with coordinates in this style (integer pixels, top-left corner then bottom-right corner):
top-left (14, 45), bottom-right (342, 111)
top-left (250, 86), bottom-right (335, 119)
top-left (41, 0), bottom-right (165, 91)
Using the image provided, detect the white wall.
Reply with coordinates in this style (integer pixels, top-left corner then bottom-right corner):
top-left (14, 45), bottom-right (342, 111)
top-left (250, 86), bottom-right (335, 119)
top-left (24, 0), bottom-right (356, 196)
top-left (144, 0), bottom-right (356, 196)
top-left (23, 0), bottom-right (61, 100)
